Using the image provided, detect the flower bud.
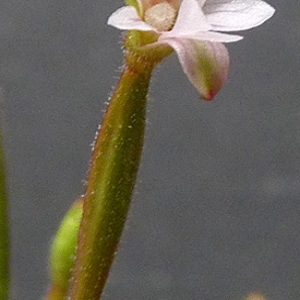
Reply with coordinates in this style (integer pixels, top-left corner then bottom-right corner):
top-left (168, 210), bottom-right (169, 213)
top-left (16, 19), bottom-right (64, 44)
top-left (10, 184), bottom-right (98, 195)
top-left (49, 199), bottom-right (83, 291)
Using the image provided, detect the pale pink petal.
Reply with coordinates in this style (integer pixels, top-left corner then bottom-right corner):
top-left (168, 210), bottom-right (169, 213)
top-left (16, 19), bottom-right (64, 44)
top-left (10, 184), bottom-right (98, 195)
top-left (161, 38), bottom-right (229, 100)
top-left (203, 0), bottom-right (275, 31)
top-left (162, 29), bottom-right (243, 43)
top-left (197, 0), bottom-right (207, 7)
top-left (168, 0), bottom-right (212, 35)
top-left (162, 0), bottom-right (243, 43)
top-left (107, 6), bottom-right (155, 31)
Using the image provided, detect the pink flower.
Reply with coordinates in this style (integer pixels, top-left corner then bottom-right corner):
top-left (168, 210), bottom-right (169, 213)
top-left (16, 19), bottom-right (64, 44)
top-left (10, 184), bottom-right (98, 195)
top-left (108, 0), bottom-right (275, 100)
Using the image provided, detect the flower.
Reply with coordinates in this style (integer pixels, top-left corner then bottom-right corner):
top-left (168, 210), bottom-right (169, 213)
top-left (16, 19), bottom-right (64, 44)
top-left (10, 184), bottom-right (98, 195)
top-left (108, 0), bottom-right (275, 100)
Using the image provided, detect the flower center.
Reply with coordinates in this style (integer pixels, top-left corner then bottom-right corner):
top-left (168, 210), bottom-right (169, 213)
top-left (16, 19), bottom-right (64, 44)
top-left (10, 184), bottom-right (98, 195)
top-left (144, 2), bottom-right (177, 32)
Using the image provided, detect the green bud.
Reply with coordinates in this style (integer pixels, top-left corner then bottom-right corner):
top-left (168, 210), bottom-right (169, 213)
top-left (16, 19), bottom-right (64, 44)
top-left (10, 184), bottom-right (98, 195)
top-left (49, 199), bottom-right (83, 292)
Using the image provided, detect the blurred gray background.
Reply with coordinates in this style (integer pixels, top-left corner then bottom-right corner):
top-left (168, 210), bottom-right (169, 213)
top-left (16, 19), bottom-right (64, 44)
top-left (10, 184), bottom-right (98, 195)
top-left (0, 0), bottom-right (299, 299)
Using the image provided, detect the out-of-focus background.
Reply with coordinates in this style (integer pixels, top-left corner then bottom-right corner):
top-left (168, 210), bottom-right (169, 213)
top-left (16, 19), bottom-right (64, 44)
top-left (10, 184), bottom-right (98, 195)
top-left (0, 0), bottom-right (299, 299)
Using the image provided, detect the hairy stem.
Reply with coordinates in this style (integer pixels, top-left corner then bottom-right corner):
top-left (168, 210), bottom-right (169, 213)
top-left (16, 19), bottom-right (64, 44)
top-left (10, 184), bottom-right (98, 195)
top-left (69, 61), bottom-right (155, 299)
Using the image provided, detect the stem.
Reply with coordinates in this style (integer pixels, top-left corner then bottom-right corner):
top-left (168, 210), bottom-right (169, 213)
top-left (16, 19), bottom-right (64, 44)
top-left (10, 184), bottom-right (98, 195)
top-left (69, 61), bottom-right (155, 299)
top-left (0, 130), bottom-right (9, 300)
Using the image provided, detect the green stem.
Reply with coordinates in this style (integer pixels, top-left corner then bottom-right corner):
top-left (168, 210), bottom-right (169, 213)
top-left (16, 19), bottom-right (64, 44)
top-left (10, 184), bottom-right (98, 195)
top-left (0, 130), bottom-right (9, 300)
top-left (69, 60), bottom-right (155, 299)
